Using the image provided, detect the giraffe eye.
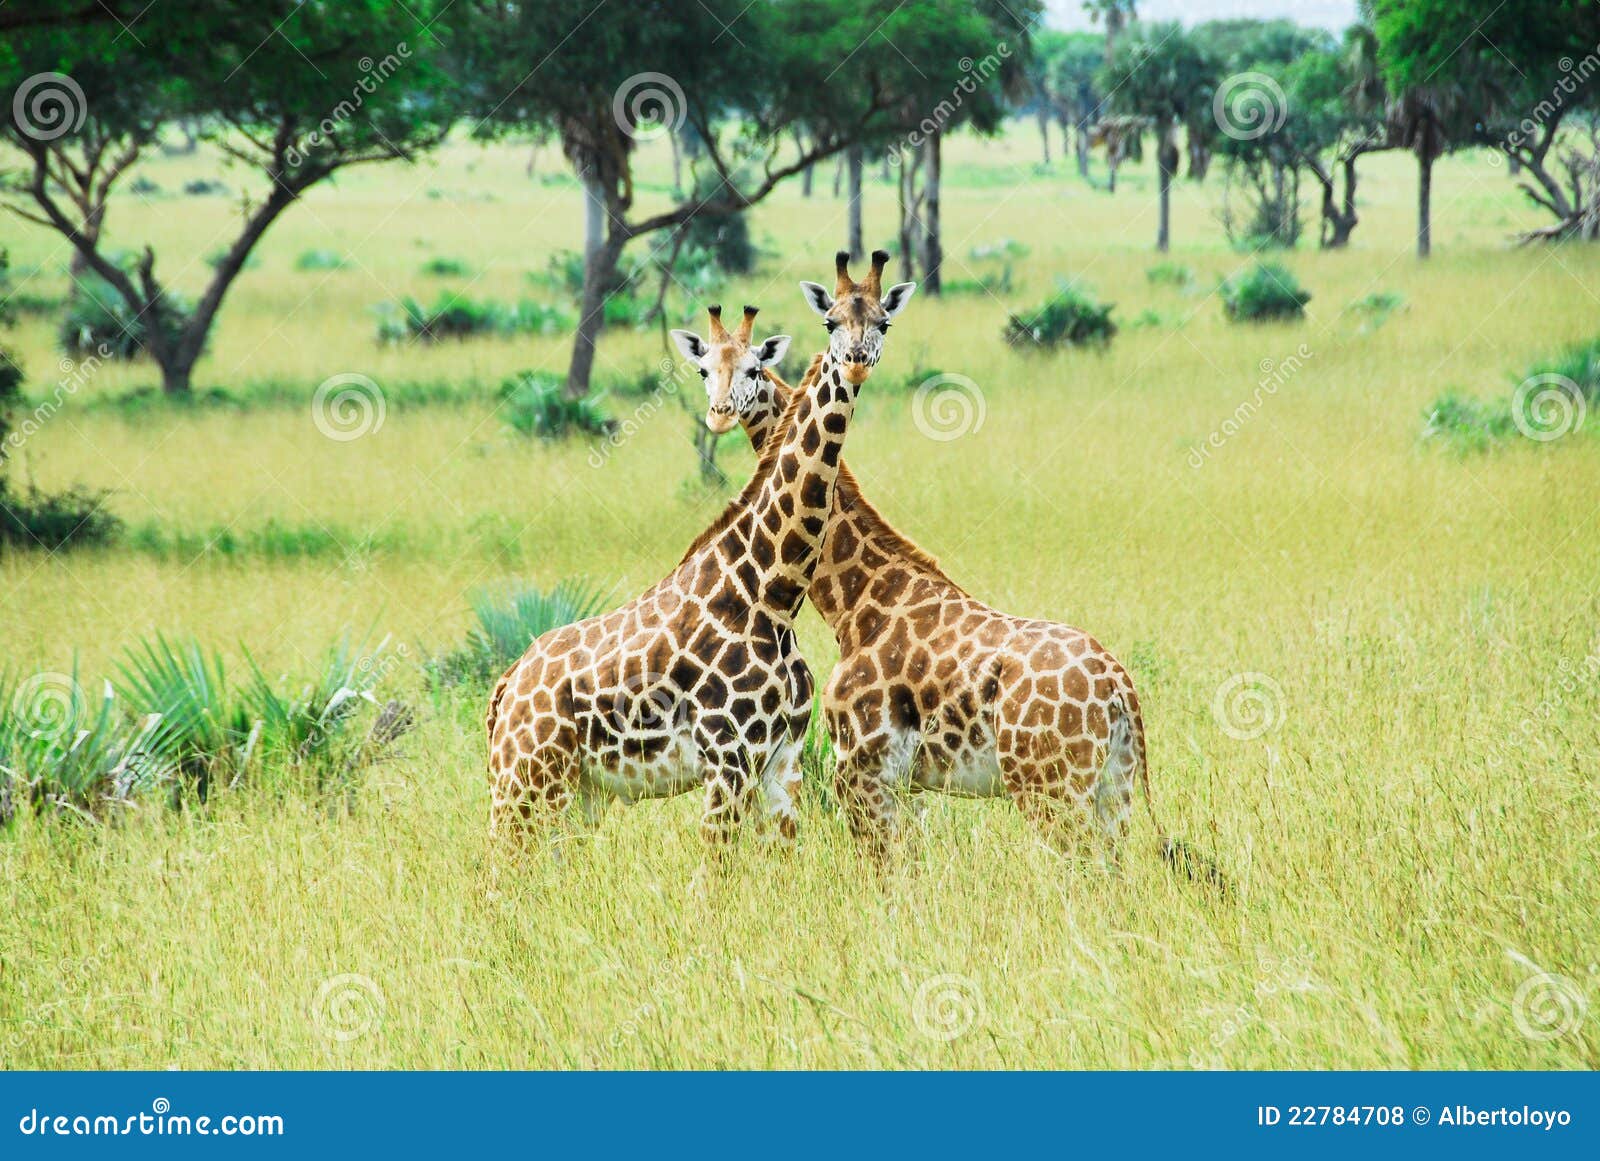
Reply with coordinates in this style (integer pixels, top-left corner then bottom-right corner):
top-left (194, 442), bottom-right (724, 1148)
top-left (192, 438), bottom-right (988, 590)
top-left (697, 368), bottom-right (708, 379)
top-left (879, 321), bottom-right (891, 333)
top-left (824, 320), bottom-right (838, 333)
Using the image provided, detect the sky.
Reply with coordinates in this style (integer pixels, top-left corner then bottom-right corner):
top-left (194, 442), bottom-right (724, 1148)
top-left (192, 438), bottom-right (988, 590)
top-left (1045, 1), bottom-right (1360, 33)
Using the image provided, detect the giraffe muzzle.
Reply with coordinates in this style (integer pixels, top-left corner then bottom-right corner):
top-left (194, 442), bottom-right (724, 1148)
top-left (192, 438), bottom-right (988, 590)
top-left (842, 361), bottom-right (873, 385)
top-left (705, 408), bottom-right (739, 434)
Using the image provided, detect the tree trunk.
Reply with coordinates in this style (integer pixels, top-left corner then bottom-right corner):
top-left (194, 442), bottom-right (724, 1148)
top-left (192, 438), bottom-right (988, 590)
top-left (1157, 124), bottom-right (1176, 252)
top-left (1073, 116), bottom-right (1090, 179)
top-left (1417, 148), bottom-right (1432, 258)
top-left (920, 131), bottom-right (942, 295)
top-left (668, 130), bottom-right (682, 195)
top-left (1036, 108), bottom-right (1052, 165)
top-left (897, 146), bottom-right (923, 280)
top-left (159, 355), bottom-right (195, 396)
top-left (846, 145), bottom-right (864, 261)
top-left (568, 168), bottom-right (624, 398)
top-left (566, 232), bottom-right (625, 399)
top-left (832, 154), bottom-right (844, 198)
top-left (879, 154), bottom-right (892, 183)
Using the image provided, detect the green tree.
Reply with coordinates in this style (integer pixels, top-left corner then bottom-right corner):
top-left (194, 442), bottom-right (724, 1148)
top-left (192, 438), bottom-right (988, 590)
top-left (1, 1), bottom-right (456, 394)
top-left (1100, 23), bottom-right (1220, 251)
top-left (1376, 0), bottom-right (1600, 242)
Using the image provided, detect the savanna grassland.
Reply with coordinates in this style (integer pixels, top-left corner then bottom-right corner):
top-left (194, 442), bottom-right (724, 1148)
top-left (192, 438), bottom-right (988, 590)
top-left (2, 126), bottom-right (1598, 1069)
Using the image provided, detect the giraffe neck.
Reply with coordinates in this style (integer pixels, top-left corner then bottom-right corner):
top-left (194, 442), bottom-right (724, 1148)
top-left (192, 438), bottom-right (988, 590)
top-left (704, 348), bottom-right (858, 619)
top-left (738, 359), bottom-right (963, 638)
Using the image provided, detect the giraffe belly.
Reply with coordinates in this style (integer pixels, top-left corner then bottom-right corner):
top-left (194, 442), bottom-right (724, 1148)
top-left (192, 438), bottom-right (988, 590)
top-left (906, 734), bottom-right (1004, 798)
top-left (582, 734), bottom-right (702, 803)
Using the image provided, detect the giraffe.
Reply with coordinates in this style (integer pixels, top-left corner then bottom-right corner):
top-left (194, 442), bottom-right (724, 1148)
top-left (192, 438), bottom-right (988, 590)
top-left (485, 252), bottom-right (915, 855)
top-left (704, 293), bottom-right (1204, 877)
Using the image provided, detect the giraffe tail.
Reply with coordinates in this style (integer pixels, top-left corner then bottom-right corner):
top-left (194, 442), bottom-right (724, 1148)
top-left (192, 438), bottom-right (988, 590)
top-left (1114, 692), bottom-right (1231, 897)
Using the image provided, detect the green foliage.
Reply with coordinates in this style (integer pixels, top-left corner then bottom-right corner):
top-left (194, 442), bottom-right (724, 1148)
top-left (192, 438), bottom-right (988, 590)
top-left (428, 578), bottom-right (609, 689)
top-left (1146, 261), bottom-right (1195, 287)
top-left (0, 635), bottom-right (409, 820)
top-left (181, 178), bottom-right (228, 196)
top-left (1220, 263), bottom-right (1311, 322)
top-left (1346, 290), bottom-right (1405, 332)
top-left (1522, 334), bottom-right (1600, 402)
top-left (59, 276), bottom-right (193, 359)
top-left (0, 482), bottom-right (121, 550)
top-left (1422, 391), bottom-right (1516, 450)
top-left (1003, 285), bottom-right (1117, 349)
top-left (377, 293), bottom-right (571, 342)
top-left (420, 256), bottom-right (472, 277)
top-left (941, 264), bottom-right (1013, 296)
top-left (294, 249), bottom-right (348, 272)
top-left (499, 372), bottom-right (616, 440)
top-left (969, 238), bottom-right (1030, 262)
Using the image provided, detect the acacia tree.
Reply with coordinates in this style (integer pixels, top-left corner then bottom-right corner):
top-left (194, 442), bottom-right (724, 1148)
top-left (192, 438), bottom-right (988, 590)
top-left (1376, 0), bottom-right (1600, 242)
top-left (1101, 24), bottom-right (1218, 251)
top-left (1, 1), bottom-right (456, 394)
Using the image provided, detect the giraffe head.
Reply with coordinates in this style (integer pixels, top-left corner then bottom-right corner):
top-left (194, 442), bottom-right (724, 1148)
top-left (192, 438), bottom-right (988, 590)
top-left (670, 305), bottom-right (791, 435)
top-left (799, 250), bottom-right (916, 385)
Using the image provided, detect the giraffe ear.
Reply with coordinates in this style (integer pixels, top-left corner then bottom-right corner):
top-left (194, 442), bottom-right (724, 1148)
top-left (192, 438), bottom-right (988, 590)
top-left (669, 329), bottom-right (707, 362)
top-left (755, 335), bottom-right (791, 367)
top-left (798, 281), bottom-right (834, 318)
top-left (881, 281), bottom-right (917, 318)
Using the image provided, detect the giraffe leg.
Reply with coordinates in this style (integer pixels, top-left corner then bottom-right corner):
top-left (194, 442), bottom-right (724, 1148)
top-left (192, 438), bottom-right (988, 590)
top-left (756, 734), bottom-right (804, 846)
top-left (488, 750), bottom-right (579, 879)
top-left (832, 745), bottom-right (901, 863)
top-left (996, 733), bottom-right (1099, 861)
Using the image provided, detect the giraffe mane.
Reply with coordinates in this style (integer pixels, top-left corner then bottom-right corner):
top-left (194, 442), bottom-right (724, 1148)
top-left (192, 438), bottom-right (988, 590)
top-left (674, 377), bottom-right (810, 567)
top-left (756, 355), bottom-right (962, 588)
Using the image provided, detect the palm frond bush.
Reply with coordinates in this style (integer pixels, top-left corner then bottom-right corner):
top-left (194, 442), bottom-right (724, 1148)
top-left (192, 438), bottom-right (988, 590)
top-left (295, 248), bottom-right (348, 272)
top-left (59, 275), bottom-right (194, 359)
top-left (376, 293), bottom-right (571, 343)
top-left (429, 578), bottom-right (609, 688)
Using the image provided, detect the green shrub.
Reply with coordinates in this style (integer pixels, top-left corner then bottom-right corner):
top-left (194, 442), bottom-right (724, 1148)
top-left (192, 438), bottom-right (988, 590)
top-left (1003, 285), bottom-right (1117, 349)
top-left (970, 238), bottom-right (1029, 261)
top-left (128, 176), bottom-right (161, 196)
top-left (682, 175), bottom-right (757, 273)
top-left (1220, 263), bottom-right (1311, 322)
top-left (1346, 290), bottom-right (1405, 332)
top-left (59, 276), bottom-right (193, 359)
top-left (182, 178), bottom-right (227, 196)
top-left (420, 256), bottom-right (471, 277)
top-left (0, 482), bottom-right (120, 550)
top-left (428, 578), bottom-right (609, 688)
top-left (295, 248), bottom-right (348, 272)
top-left (1522, 335), bottom-right (1600, 401)
top-left (1422, 391), bottom-right (1516, 451)
top-left (942, 264), bottom-right (1013, 296)
top-left (499, 371), bottom-right (616, 440)
top-left (376, 294), bottom-right (571, 343)
top-left (206, 248), bottom-right (259, 271)
top-left (1146, 261), bottom-right (1195, 288)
